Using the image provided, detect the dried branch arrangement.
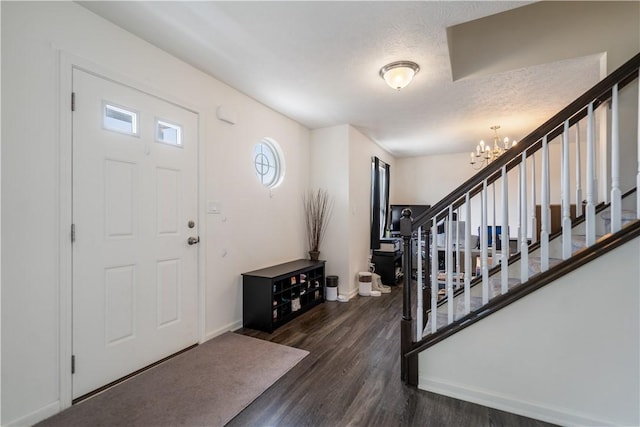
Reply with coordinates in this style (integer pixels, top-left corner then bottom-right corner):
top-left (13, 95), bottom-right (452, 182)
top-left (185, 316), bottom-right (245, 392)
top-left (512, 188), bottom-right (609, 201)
top-left (303, 189), bottom-right (333, 253)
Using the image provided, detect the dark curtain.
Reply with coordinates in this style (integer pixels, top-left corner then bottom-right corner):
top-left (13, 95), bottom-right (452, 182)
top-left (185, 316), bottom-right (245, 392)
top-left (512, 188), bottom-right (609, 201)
top-left (370, 157), bottom-right (390, 249)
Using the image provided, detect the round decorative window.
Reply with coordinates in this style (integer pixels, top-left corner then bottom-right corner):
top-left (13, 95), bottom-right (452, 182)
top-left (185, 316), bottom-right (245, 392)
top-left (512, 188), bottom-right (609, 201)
top-left (253, 138), bottom-right (284, 189)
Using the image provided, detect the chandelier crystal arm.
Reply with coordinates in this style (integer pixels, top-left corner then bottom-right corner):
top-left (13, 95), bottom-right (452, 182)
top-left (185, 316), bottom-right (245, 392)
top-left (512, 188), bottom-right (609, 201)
top-left (470, 125), bottom-right (517, 169)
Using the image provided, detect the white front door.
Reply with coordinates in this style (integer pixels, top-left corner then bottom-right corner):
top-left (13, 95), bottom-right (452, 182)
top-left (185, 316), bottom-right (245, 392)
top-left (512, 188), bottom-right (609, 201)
top-left (72, 68), bottom-right (199, 399)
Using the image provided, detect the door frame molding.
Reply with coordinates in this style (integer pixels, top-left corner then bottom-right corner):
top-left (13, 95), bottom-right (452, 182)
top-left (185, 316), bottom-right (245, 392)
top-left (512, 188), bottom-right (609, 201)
top-left (58, 51), bottom-right (205, 410)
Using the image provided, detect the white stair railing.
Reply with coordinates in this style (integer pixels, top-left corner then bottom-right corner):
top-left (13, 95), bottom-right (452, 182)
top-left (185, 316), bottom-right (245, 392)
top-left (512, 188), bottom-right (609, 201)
top-left (412, 54), bottom-right (639, 342)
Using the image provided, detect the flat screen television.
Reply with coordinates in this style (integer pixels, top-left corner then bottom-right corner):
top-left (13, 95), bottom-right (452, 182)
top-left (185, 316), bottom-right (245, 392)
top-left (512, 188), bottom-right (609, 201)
top-left (389, 204), bottom-right (430, 234)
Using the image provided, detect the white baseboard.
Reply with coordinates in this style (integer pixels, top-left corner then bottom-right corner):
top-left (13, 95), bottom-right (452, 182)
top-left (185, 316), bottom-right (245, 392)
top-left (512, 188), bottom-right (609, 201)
top-left (203, 319), bottom-right (243, 343)
top-left (418, 376), bottom-right (613, 427)
top-left (344, 287), bottom-right (359, 299)
top-left (5, 400), bottom-right (60, 426)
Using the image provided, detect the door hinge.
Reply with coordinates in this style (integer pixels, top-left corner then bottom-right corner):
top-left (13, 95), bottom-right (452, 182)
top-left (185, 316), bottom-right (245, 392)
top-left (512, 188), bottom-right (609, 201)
top-left (71, 355), bottom-right (76, 374)
top-left (71, 223), bottom-right (76, 243)
top-left (71, 92), bottom-right (76, 112)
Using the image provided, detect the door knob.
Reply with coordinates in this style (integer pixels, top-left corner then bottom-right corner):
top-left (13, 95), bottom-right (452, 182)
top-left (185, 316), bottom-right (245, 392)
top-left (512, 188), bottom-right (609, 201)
top-left (187, 236), bottom-right (200, 245)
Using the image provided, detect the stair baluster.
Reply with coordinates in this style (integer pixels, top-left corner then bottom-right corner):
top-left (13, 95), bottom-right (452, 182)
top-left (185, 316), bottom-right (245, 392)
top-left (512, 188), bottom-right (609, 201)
top-left (481, 180), bottom-right (489, 304)
top-left (575, 125), bottom-right (583, 217)
top-left (611, 83), bottom-right (622, 233)
top-left (562, 120), bottom-right (573, 259)
top-left (416, 225), bottom-right (423, 342)
top-left (541, 136), bottom-right (551, 271)
top-left (455, 207), bottom-right (462, 292)
top-left (430, 219), bottom-right (438, 334)
top-left (530, 153), bottom-right (537, 245)
top-left (637, 68), bottom-right (640, 220)
top-left (491, 184), bottom-right (498, 261)
top-left (520, 152), bottom-right (529, 283)
top-left (446, 206), bottom-right (454, 324)
top-left (501, 166), bottom-right (510, 295)
top-left (586, 102), bottom-right (597, 245)
top-left (464, 193), bottom-right (472, 315)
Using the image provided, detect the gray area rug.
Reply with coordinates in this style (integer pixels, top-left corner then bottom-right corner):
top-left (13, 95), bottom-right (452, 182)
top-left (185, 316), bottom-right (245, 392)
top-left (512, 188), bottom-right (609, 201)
top-left (38, 332), bottom-right (308, 427)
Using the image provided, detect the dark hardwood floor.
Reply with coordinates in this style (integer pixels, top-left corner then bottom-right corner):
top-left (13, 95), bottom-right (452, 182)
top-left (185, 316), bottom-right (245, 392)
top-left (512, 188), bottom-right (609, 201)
top-left (232, 284), bottom-right (556, 427)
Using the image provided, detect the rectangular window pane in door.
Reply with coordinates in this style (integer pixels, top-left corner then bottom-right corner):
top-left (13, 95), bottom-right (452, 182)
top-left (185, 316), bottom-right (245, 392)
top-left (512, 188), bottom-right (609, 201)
top-left (156, 119), bottom-right (182, 147)
top-left (103, 102), bottom-right (139, 136)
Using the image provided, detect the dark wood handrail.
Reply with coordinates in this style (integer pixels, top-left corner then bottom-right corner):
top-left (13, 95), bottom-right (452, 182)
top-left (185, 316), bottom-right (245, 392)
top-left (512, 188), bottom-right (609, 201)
top-left (405, 219), bottom-right (640, 359)
top-left (412, 52), bottom-right (640, 230)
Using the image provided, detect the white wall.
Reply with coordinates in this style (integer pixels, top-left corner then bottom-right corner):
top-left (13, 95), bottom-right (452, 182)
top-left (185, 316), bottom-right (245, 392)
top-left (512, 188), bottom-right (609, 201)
top-left (310, 125), bottom-right (350, 293)
top-left (418, 237), bottom-right (640, 426)
top-left (1, 2), bottom-right (310, 425)
top-left (393, 152), bottom-right (476, 206)
top-left (310, 125), bottom-right (396, 295)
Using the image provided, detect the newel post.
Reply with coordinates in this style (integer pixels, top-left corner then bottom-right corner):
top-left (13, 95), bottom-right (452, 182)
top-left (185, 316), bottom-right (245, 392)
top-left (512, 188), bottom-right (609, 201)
top-left (400, 208), bottom-right (418, 385)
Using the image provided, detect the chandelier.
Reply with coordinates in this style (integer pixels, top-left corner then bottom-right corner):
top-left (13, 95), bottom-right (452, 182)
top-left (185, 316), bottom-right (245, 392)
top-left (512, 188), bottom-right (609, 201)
top-left (470, 125), bottom-right (517, 169)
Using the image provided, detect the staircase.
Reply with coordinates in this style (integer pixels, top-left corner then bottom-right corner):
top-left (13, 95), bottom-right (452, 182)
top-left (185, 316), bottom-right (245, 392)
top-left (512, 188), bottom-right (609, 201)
top-left (399, 52), bottom-right (640, 426)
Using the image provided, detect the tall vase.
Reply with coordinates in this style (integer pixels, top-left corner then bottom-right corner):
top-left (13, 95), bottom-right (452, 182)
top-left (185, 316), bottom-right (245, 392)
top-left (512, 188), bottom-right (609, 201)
top-left (309, 250), bottom-right (320, 261)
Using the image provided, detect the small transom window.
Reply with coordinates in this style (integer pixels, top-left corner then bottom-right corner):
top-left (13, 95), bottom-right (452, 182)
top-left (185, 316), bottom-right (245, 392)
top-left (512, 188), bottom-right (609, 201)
top-left (253, 138), bottom-right (284, 189)
top-left (103, 102), bottom-right (139, 136)
top-left (156, 119), bottom-right (182, 147)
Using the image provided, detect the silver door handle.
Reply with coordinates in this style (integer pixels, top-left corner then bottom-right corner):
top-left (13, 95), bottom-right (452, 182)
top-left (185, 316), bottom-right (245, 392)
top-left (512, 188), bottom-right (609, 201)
top-left (187, 236), bottom-right (200, 245)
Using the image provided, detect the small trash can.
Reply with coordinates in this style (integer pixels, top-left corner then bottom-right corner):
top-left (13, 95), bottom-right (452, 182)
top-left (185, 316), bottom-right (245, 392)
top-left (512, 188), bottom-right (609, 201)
top-left (358, 272), bottom-right (372, 296)
top-left (326, 275), bottom-right (338, 301)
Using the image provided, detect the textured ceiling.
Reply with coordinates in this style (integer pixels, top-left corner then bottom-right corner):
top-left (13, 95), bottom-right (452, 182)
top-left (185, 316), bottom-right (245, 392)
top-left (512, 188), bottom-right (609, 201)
top-left (78, 1), bottom-right (603, 157)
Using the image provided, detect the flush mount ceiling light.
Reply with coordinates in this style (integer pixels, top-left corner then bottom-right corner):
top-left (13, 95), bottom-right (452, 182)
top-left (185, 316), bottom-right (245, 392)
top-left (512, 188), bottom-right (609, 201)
top-left (379, 61), bottom-right (420, 90)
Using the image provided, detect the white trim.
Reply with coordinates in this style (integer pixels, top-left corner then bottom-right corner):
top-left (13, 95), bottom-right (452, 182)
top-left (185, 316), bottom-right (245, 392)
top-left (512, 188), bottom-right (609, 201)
top-left (197, 103), bottom-right (206, 345)
top-left (58, 50), bottom-right (74, 411)
top-left (0, 4), bottom-right (3, 422)
top-left (202, 320), bottom-right (244, 343)
top-left (418, 377), bottom-right (614, 427)
top-left (58, 51), bottom-right (205, 411)
top-left (4, 400), bottom-right (61, 427)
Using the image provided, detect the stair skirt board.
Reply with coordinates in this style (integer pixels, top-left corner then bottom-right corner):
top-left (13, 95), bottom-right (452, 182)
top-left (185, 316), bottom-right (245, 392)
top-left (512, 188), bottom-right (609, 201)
top-left (418, 377), bottom-right (612, 427)
top-left (417, 239), bottom-right (640, 427)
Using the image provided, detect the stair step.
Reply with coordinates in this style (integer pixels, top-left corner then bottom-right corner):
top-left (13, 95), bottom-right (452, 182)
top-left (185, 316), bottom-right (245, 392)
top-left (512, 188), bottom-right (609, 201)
top-left (601, 209), bottom-right (636, 230)
top-left (454, 295), bottom-right (483, 317)
top-left (423, 311), bottom-right (449, 337)
top-left (571, 234), bottom-right (604, 253)
top-left (528, 256), bottom-right (562, 276)
top-left (489, 276), bottom-right (521, 298)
